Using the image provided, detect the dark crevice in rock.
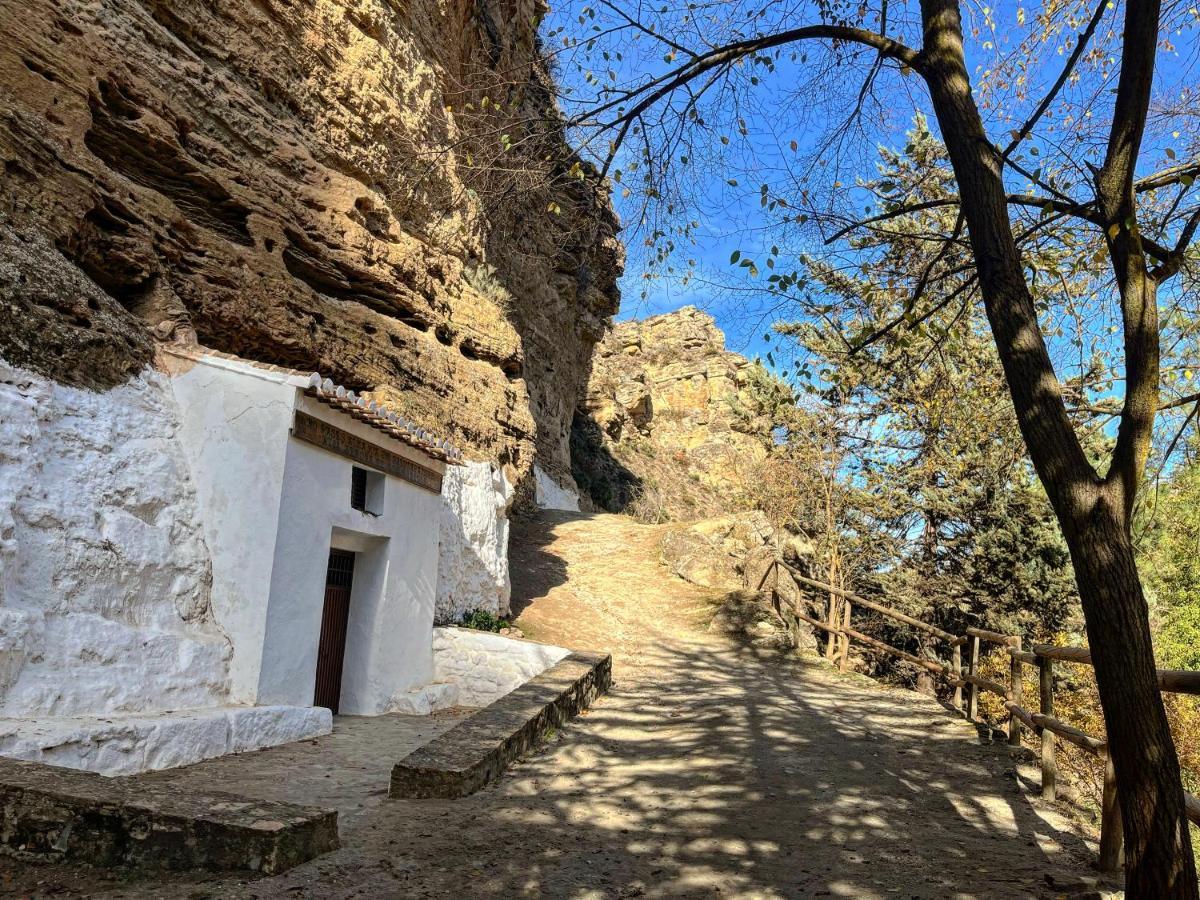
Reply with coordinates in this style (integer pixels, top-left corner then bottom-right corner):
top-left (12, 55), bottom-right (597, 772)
top-left (85, 78), bottom-right (254, 248)
top-left (280, 227), bottom-right (430, 323)
top-left (569, 411), bottom-right (642, 512)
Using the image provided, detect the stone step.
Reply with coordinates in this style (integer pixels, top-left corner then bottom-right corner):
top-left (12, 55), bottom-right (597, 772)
top-left (0, 757), bottom-right (337, 874)
top-left (390, 650), bottom-right (612, 799)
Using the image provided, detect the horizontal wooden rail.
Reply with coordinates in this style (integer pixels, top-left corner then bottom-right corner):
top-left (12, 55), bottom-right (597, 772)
top-left (962, 672), bottom-right (1009, 699)
top-left (1010, 648), bottom-right (1038, 665)
top-left (1033, 644), bottom-right (1092, 664)
top-left (1031, 712), bottom-right (1107, 756)
top-left (794, 607), bottom-right (839, 634)
top-left (1031, 645), bottom-right (1200, 695)
top-left (779, 563), bottom-right (966, 646)
top-left (843, 627), bottom-right (959, 681)
top-left (966, 626), bottom-right (1020, 648)
top-left (1004, 700), bottom-right (1038, 733)
top-left (1186, 792), bottom-right (1200, 827)
top-left (1157, 669), bottom-right (1200, 695)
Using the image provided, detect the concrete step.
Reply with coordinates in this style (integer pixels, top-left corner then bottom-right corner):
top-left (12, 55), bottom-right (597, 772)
top-left (390, 650), bottom-right (611, 799)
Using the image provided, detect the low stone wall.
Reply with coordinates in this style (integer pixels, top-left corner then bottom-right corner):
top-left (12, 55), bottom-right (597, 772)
top-left (0, 758), bottom-right (337, 873)
top-left (390, 650), bottom-right (612, 799)
top-left (431, 627), bottom-right (571, 708)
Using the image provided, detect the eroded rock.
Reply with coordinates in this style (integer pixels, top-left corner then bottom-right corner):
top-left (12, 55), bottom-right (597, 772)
top-left (0, 0), bottom-right (620, 490)
top-left (572, 307), bottom-right (784, 518)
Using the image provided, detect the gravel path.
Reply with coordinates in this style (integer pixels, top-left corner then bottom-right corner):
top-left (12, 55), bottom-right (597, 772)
top-left (4, 511), bottom-right (1106, 898)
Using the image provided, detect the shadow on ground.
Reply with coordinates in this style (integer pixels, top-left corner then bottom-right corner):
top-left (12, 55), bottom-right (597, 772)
top-left (2, 512), bottom-right (1105, 898)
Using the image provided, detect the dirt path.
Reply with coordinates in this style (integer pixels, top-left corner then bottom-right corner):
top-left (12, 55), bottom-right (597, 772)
top-left (7, 511), bottom-right (1106, 898)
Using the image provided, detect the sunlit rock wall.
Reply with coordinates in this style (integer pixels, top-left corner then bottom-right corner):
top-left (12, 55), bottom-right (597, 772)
top-left (573, 307), bottom-right (780, 519)
top-left (0, 0), bottom-right (621, 497)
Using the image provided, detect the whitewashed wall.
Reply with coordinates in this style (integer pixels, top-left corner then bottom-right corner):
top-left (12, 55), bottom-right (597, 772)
top-left (437, 461), bottom-right (513, 623)
top-left (260, 397), bottom-right (444, 713)
top-left (168, 359), bottom-right (446, 715)
top-left (430, 627), bottom-right (569, 707)
top-left (533, 464), bottom-right (582, 512)
top-left (0, 359), bottom-right (231, 717)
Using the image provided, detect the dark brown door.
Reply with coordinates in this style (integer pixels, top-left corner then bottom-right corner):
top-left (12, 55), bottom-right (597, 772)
top-left (314, 548), bottom-right (355, 713)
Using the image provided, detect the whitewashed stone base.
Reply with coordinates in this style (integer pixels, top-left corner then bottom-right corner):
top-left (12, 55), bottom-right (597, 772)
top-left (388, 682), bottom-right (461, 716)
top-left (431, 627), bottom-right (570, 708)
top-left (437, 461), bottom-right (513, 623)
top-left (533, 464), bottom-right (582, 512)
top-left (0, 705), bottom-right (332, 777)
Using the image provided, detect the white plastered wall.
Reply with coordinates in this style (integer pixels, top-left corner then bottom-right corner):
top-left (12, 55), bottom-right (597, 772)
top-left (168, 357), bottom-right (445, 715)
top-left (167, 356), bottom-right (294, 704)
top-left (437, 461), bottom-right (513, 623)
top-left (256, 395), bottom-right (444, 714)
top-left (0, 359), bottom-right (230, 718)
top-left (533, 464), bottom-right (582, 512)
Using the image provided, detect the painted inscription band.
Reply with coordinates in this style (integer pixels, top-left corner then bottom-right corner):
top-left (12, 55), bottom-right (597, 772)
top-left (292, 411), bottom-right (443, 494)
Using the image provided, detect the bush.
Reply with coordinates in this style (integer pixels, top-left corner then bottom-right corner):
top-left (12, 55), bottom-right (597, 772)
top-left (460, 609), bottom-right (509, 632)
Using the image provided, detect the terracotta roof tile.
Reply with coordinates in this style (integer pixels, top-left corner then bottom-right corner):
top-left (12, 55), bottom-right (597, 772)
top-left (163, 346), bottom-right (463, 464)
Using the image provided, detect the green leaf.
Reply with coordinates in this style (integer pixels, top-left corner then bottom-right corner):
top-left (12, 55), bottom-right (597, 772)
top-left (730, 250), bottom-right (741, 264)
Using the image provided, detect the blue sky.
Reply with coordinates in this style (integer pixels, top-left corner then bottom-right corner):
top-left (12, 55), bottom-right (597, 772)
top-left (546, 0), bottom-right (1200, 395)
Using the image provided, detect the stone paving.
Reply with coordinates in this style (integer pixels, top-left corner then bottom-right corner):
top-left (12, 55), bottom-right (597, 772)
top-left (137, 709), bottom-right (472, 831)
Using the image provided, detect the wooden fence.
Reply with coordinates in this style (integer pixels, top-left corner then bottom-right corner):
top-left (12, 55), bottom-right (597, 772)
top-left (759, 558), bottom-right (1200, 873)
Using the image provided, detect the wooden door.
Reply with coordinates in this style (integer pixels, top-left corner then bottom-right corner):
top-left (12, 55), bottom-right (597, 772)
top-left (314, 548), bottom-right (355, 713)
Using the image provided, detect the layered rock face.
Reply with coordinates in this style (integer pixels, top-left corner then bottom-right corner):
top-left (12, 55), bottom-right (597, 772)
top-left (0, 0), bottom-right (621, 490)
top-left (573, 307), bottom-right (785, 520)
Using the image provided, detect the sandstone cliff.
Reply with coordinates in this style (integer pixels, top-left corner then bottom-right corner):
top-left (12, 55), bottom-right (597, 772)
top-left (0, 0), bottom-right (620, 494)
top-left (572, 306), bottom-right (790, 520)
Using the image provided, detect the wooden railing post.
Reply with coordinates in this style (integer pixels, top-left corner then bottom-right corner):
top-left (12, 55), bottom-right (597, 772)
top-left (1038, 656), bottom-right (1057, 800)
top-left (839, 600), bottom-right (852, 673)
top-left (825, 591), bottom-right (839, 661)
top-left (1098, 752), bottom-right (1124, 872)
top-left (951, 642), bottom-right (963, 712)
top-left (1008, 636), bottom-right (1023, 746)
top-left (966, 634), bottom-right (980, 722)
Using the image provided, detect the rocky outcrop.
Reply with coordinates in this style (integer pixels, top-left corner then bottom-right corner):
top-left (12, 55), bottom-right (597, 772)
top-left (659, 511), bottom-right (777, 591)
top-left (0, 0), bottom-right (621, 492)
top-left (573, 307), bottom-right (788, 519)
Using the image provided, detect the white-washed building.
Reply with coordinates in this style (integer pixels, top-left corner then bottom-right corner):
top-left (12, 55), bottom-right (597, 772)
top-left (0, 347), bottom-right (543, 776)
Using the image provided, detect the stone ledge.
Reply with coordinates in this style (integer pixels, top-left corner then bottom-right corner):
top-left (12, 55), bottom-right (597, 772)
top-left (390, 650), bottom-right (612, 799)
top-left (0, 758), bottom-right (338, 874)
top-left (0, 705), bottom-right (333, 776)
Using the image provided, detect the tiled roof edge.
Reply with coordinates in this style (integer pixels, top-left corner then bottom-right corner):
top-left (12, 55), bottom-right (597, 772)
top-left (161, 346), bottom-right (464, 464)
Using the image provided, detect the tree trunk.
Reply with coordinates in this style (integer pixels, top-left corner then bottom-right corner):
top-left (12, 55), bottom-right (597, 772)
top-left (917, 0), bottom-right (1198, 891)
top-left (1061, 494), bottom-right (1197, 894)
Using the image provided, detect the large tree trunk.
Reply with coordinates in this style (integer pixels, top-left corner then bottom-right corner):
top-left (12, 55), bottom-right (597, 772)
top-left (1062, 491), bottom-right (1197, 893)
top-left (918, 0), bottom-right (1198, 892)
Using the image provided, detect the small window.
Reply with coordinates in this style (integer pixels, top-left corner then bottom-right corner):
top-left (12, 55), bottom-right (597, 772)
top-left (350, 466), bottom-right (384, 515)
top-left (351, 467), bottom-right (368, 511)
